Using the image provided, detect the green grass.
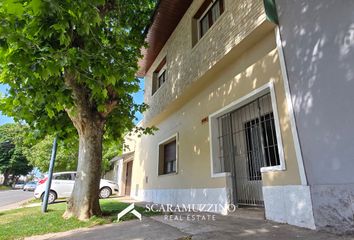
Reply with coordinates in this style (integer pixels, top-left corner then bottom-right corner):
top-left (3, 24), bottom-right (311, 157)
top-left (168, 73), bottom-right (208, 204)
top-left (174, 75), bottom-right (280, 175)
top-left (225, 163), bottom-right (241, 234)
top-left (0, 185), bottom-right (11, 191)
top-left (0, 199), bottom-right (159, 240)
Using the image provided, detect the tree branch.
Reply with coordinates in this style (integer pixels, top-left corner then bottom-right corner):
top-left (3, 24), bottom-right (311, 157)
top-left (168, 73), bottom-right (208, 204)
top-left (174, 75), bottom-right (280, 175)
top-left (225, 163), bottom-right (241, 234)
top-left (97, 0), bottom-right (116, 18)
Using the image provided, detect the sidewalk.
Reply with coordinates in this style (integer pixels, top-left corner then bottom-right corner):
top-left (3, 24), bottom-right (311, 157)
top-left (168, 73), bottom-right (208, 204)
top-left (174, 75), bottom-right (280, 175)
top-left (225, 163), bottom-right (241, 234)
top-left (26, 211), bottom-right (354, 240)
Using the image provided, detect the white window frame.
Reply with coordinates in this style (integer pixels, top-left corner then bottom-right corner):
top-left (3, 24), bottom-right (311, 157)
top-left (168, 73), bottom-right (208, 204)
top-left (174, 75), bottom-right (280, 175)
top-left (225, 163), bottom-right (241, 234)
top-left (157, 133), bottom-right (179, 176)
top-left (209, 82), bottom-right (286, 178)
top-left (157, 63), bottom-right (167, 87)
top-left (197, 0), bottom-right (224, 40)
top-left (158, 64), bottom-right (166, 78)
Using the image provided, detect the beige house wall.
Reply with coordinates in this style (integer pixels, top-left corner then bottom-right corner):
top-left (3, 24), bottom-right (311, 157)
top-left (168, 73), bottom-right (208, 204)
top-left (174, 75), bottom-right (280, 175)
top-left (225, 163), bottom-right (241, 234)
top-left (131, 31), bottom-right (302, 196)
top-left (144, 0), bottom-right (267, 124)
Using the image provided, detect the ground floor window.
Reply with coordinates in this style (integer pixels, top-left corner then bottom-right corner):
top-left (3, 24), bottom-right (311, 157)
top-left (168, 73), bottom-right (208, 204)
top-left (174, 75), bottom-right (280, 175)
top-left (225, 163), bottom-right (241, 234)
top-left (245, 111), bottom-right (280, 181)
top-left (210, 88), bottom-right (284, 176)
top-left (217, 93), bottom-right (280, 177)
top-left (158, 135), bottom-right (177, 175)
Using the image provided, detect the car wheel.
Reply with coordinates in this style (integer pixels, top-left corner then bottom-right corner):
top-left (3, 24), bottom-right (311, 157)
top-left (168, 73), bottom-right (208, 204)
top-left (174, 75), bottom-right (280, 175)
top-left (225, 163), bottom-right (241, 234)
top-left (41, 191), bottom-right (57, 204)
top-left (99, 187), bottom-right (112, 199)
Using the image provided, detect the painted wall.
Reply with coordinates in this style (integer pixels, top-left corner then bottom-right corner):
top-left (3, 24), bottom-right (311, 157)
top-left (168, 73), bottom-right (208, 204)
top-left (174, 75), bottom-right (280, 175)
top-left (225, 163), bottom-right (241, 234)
top-left (276, 0), bottom-right (354, 233)
top-left (144, 0), bottom-right (267, 124)
top-left (131, 32), bottom-right (303, 203)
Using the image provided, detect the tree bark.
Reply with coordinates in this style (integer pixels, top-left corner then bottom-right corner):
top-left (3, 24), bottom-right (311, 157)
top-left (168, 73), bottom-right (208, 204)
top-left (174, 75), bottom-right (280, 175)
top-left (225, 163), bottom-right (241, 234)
top-left (62, 72), bottom-right (116, 220)
top-left (63, 119), bottom-right (104, 220)
top-left (2, 170), bottom-right (9, 186)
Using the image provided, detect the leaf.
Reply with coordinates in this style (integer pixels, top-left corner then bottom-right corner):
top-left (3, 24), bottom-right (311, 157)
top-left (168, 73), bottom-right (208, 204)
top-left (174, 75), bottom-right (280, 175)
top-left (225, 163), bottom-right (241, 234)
top-left (59, 33), bottom-right (70, 47)
top-left (28, 0), bottom-right (42, 15)
top-left (68, 9), bottom-right (77, 19)
top-left (4, 0), bottom-right (24, 16)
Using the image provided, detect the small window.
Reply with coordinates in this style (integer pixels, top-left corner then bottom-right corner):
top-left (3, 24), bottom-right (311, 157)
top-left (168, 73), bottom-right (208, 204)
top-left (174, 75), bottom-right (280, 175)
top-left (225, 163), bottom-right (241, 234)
top-left (152, 57), bottom-right (167, 95)
top-left (158, 68), bottom-right (166, 88)
top-left (54, 173), bottom-right (72, 180)
top-left (194, 0), bottom-right (224, 39)
top-left (158, 136), bottom-right (177, 175)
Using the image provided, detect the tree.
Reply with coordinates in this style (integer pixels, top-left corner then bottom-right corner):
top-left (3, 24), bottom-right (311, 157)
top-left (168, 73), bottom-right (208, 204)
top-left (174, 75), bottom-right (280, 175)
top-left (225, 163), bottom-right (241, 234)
top-left (25, 135), bottom-right (78, 172)
top-left (0, 124), bottom-right (32, 185)
top-left (0, 0), bottom-right (155, 220)
top-left (1, 143), bottom-right (32, 183)
top-left (26, 134), bottom-right (120, 174)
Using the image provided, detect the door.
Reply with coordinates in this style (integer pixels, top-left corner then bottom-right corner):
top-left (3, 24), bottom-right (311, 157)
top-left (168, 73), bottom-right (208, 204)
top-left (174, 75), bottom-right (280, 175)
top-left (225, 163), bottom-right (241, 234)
top-left (218, 93), bottom-right (280, 207)
top-left (125, 161), bottom-right (133, 196)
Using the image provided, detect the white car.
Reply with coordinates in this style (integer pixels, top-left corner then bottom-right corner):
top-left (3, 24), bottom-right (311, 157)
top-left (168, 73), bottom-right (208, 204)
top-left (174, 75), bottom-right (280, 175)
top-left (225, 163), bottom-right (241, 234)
top-left (34, 171), bottom-right (119, 204)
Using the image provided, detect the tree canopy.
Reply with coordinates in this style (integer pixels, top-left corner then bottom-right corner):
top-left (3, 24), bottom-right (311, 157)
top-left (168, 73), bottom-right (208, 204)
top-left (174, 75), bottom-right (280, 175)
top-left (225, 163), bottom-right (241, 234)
top-left (0, 123), bottom-right (32, 185)
top-left (0, 0), bottom-right (154, 139)
top-left (25, 135), bottom-right (78, 172)
top-left (0, 0), bottom-right (155, 219)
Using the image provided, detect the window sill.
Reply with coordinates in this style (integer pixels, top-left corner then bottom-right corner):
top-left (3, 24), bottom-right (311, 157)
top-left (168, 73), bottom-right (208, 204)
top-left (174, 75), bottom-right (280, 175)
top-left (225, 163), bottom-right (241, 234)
top-left (211, 172), bottom-right (231, 178)
top-left (260, 165), bottom-right (285, 173)
top-left (158, 172), bottom-right (178, 177)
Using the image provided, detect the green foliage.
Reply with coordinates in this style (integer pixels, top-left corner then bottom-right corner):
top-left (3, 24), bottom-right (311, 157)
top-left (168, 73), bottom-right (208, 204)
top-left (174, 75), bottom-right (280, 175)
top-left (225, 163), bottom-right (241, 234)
top-left (0, 123), bottom-right (29, 148)
top-left (0, 142), bottom-right (32, 176)
top-left (24, 135), bottom-right (78, 172)
top-left (0, 0), bottom-right (155, 140)
top-left (0, 123), bottom-right (124, 174)
top-left (102, 140), bottom-right (122, 173)
top-left (0, 124), bottom-right (32, 178)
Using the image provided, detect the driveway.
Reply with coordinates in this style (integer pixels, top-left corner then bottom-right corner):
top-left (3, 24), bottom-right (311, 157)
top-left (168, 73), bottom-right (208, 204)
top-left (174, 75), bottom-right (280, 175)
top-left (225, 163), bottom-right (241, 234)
top-left (27, 212), bottom-right (354, 240)
top-left (0, 189), bottom-right (33, 211)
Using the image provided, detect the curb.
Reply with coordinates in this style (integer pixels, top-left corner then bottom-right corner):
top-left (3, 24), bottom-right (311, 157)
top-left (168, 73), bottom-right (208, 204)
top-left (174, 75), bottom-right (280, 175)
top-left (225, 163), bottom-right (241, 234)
top-left (0, 197), bottom-right (35, 212)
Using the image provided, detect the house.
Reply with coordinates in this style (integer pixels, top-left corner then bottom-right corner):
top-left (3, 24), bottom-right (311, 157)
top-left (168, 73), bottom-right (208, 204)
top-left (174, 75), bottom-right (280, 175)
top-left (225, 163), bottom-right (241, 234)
top-left (104, 130), bottom-right (138, 197)
top-left (120, 0), bottom-right (354, 234)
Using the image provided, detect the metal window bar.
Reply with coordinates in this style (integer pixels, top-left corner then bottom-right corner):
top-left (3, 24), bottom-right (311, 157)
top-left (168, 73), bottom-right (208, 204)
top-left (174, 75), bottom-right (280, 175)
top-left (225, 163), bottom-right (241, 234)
top-left (217, 93), bottom-right (280, 207)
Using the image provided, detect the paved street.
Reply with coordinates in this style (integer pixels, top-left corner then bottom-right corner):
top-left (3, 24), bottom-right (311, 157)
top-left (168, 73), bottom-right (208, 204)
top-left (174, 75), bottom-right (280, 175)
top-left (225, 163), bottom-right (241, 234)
top-left (0, 189), bottom-right (33, 211)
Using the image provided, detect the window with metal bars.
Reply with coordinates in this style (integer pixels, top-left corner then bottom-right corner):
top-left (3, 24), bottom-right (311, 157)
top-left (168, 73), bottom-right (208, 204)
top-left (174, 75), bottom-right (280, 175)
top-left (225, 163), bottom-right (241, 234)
top-left (215, 93), bottom-right (281, 176)
top-left (245, 112), bottom-right (280, 181)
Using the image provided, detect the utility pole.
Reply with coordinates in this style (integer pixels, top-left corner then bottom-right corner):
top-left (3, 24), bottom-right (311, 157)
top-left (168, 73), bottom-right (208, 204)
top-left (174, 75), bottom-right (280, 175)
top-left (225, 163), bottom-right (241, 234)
top-left (42, 136), bottom-right (58, 213)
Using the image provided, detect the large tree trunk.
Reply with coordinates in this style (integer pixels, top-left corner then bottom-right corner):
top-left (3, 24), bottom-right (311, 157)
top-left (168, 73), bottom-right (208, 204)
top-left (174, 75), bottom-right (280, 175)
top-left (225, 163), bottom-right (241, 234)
top-left (63, 120), bottom-right (104, 220)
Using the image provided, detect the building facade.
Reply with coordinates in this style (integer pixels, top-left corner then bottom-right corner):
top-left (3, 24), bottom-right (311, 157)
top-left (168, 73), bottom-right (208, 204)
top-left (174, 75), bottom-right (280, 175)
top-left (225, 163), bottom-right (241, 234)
top-left (276, 0), bottom-right (354, 234)
top-left (121, 0), bottom-right (354, 234)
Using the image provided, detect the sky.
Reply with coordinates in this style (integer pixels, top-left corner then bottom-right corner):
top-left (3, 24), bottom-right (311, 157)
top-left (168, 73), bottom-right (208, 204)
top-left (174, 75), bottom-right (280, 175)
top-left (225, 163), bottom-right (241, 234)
top-left (0, 84), bottom-right (14, 125)
top-left (0, 80), bottom-right (145, 126)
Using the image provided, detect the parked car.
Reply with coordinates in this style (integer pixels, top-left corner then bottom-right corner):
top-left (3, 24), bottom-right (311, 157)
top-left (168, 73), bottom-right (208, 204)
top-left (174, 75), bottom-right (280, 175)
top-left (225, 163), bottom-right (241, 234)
top-left (13, 181), bottom-right (25, 189)
top-left (34, 171), bottom-right (119, 204)
top-left (23, 181), bottom-right (37, 191)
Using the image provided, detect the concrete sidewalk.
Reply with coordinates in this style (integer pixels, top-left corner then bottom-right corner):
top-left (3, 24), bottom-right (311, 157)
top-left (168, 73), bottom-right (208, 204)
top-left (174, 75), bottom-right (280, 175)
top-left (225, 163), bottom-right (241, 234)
top-left (27, 211), bottom-right (354, 240)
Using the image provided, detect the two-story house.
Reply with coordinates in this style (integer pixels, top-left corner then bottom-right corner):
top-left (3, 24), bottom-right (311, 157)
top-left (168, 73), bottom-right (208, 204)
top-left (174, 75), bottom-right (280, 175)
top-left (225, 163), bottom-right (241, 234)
top-left (121, 0), bottom-right (354, 234)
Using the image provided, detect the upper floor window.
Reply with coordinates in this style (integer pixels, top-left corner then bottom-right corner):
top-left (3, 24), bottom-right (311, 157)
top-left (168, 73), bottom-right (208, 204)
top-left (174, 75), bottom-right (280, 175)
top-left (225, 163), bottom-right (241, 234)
top-left (152, 57), bottom-right (167, 95)
top-left (158, 67), bottom-right (166, 88)
top-left (196, 0), bottom-right (224, 39)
